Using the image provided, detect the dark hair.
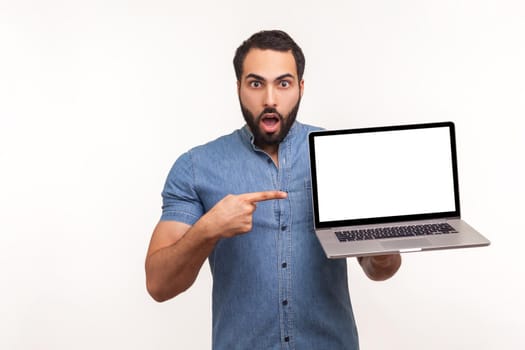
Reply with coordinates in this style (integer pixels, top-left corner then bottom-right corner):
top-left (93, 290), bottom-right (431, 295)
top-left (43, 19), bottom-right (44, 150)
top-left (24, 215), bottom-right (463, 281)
top-left (233, 30), bottom-right (305, 81)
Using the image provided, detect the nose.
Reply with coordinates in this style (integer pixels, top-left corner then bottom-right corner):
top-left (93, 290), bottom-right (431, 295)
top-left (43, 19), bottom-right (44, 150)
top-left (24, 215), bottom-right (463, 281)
top-left (263, 86), bottom-right (277, 107)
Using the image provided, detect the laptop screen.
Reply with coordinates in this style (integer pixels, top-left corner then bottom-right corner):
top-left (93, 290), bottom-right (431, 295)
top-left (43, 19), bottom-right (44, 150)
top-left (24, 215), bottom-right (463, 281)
top-left (309, 122), bottom-right (460, 227)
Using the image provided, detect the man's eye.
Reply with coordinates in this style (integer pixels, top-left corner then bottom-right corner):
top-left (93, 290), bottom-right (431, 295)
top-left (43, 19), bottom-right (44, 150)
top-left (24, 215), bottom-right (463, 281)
top-left (250, 81), bottom-right (262, 88)
top-left (279, 81), bottom-right (290, 88)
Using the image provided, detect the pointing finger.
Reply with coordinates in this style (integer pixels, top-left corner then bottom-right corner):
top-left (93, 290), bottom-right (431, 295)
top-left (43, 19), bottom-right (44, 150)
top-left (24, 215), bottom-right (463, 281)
top-left (241, 191), bottom-right (288, 203)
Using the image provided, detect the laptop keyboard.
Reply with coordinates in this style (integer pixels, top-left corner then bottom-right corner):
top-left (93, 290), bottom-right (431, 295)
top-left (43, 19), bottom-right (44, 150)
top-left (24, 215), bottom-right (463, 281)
top-left (335, 223), bottom-right (458, 242)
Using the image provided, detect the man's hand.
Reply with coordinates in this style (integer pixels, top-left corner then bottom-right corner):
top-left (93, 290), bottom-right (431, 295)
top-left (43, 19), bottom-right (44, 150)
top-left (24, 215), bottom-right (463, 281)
top-left (358, 254), bottom-right (402, 281)
top-left (197, 191), bottom-right (288, 240)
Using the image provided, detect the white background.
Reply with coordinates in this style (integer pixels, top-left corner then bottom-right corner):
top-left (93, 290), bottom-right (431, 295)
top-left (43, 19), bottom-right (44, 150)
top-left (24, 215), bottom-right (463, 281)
top-left (1, 1), bottom-right (524, 349)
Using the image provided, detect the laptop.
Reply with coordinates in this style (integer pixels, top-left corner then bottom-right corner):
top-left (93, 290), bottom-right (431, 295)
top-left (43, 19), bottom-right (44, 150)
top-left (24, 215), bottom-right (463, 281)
top-left (308, 121), bottom-right (490, 258)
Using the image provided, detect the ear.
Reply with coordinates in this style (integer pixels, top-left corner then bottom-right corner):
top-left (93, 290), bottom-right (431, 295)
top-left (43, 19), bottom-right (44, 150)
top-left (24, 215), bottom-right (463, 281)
top-left (299, 79), bottom-right (305, 97)
top-left (237, 80), bottom-right (241, 94)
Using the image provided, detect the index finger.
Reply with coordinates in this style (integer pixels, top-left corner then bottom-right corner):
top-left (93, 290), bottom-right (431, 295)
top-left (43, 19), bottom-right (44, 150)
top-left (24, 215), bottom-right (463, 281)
top-left (241, 191), bottom-right (288, 203)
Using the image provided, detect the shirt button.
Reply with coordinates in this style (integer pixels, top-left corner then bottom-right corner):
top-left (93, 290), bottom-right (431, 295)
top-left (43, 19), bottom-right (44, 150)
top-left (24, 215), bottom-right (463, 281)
top-left (281, 262), bottom-right (287, 268)
top-left (284, 336), bottom-right (290, 342)
top-left (282, 300), bottom-right (288, 306)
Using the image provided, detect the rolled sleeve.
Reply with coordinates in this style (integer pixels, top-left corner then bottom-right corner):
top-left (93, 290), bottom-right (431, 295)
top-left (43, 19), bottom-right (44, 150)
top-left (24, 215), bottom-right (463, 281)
top-left (160, 151), bottom-right (204, 225)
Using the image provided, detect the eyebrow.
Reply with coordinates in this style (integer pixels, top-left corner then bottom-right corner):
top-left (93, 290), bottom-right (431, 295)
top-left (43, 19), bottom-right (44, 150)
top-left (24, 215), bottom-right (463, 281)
top-left (245, 73), bottom-right (295, 82)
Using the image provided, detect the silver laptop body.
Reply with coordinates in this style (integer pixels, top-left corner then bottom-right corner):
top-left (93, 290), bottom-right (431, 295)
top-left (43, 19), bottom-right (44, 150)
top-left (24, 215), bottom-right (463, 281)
top-left (308, 122), bottom-right (490, 258)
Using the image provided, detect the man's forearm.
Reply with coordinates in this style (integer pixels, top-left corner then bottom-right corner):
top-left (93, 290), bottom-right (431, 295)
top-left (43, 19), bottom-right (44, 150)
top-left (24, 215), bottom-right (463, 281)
top-left (145, 191), bottom-right (286, 301)
top-left (145, 223), bottom-right (218, 302)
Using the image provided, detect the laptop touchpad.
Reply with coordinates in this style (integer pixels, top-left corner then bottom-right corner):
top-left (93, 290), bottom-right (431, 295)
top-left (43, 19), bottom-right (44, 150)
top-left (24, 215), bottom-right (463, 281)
top-left (381, 238), bottom-right (431, 250)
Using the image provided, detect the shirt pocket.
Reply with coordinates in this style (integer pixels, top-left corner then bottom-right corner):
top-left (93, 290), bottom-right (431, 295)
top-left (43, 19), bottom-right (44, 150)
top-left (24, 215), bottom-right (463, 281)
top-left (303, 178), bottom-right (314, 226)
top-left (290, 177), bottom-right (315, 231)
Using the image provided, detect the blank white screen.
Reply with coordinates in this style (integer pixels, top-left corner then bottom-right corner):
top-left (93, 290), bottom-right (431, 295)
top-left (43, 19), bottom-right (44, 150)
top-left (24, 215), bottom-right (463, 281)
top-left (314, 127), bottom-right (456, 222)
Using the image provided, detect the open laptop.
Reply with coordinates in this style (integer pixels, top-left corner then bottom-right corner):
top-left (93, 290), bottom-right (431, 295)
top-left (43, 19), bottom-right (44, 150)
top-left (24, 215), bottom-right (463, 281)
top-left (308, 121), bottom-right (490, 258)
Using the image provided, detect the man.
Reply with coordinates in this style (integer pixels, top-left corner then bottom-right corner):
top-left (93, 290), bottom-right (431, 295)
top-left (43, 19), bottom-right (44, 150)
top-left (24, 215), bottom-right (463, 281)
top-left (145, 30), bottom-right (401, 349)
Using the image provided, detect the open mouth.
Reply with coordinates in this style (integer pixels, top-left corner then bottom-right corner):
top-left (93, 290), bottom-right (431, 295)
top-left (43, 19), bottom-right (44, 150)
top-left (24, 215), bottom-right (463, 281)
top-left (260, 113), bottom-right (281, 133)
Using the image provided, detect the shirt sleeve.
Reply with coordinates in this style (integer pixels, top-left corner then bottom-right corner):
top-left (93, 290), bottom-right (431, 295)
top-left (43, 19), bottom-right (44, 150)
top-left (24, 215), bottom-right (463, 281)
top-left (160, 151), bottom-right (204, 225)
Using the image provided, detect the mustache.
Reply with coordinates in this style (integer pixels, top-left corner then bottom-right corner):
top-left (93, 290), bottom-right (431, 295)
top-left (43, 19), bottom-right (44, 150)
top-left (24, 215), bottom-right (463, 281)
top-left (258, 108), bottom-right (283, 119)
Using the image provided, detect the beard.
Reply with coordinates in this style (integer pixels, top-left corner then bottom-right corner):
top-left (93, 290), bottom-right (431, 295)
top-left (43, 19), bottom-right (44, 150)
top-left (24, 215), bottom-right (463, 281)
top-left (240, 97), bottom-right (301, 148)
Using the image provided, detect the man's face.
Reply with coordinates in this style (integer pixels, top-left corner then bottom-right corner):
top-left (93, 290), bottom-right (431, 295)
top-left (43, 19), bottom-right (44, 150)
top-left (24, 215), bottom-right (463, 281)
top-left (238, 49), bottom-right (304, 149)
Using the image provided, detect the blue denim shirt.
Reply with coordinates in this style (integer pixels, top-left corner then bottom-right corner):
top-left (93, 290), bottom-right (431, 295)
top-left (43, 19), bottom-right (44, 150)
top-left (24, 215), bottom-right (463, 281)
top-left (161, 121), bottom-right (359, 350)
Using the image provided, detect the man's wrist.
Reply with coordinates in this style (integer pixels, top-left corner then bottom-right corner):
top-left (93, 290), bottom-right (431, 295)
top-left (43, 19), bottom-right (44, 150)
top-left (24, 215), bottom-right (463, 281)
top-left (192, 216), bottom-right (221, 245)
